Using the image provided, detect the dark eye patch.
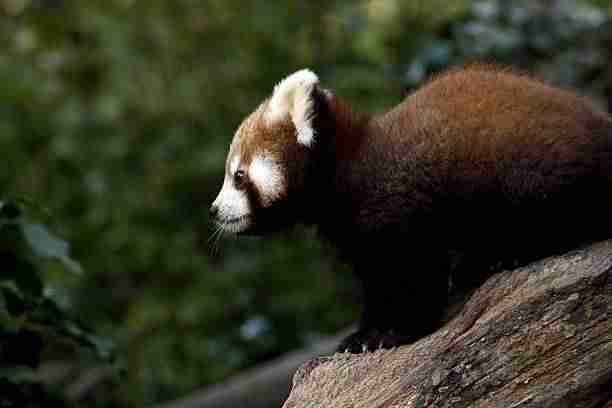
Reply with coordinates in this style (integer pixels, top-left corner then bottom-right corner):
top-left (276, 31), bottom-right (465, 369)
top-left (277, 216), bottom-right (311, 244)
top-left (234, 169), bottom-right (246, 188)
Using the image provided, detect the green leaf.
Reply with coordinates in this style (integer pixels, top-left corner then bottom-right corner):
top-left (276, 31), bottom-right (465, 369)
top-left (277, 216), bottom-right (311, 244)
top-left (86, 333), bottom-right (116, 360)
top-left (21, 224), bottom-right (66, 258)
top-left (21, 223), bottom-right (83, 275)
top-left (29, 297), bottom-right (64, 325)
top-left (30, 294), bottom-right (116, 360)
top-left (59, 320), bottom-right (115, 360)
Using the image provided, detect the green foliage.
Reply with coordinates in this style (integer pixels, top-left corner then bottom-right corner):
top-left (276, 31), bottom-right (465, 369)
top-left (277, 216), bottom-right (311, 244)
top-left (0, 200), bottom-right (114, 406)
top-left (405, 0), bottom-right (611, 92)
top-left (2, 0), bottom-right (612, 407)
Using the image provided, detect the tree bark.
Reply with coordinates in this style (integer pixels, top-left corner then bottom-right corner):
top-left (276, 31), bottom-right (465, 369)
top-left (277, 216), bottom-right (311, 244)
top-left (283, 240), bottom-right (612, 408)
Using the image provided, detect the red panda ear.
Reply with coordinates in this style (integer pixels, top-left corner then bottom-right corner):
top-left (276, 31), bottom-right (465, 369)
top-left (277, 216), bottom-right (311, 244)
top-left (265, 69), bottom-right (319, 147)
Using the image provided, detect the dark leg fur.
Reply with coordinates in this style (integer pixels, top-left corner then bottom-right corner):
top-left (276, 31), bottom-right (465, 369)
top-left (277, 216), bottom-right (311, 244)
top-left (338, 257), bottom-right (449, 353)
top-left (334, 183), bottom-right (612, 354)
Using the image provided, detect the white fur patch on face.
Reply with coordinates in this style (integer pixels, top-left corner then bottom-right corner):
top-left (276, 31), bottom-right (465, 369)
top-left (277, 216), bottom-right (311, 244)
top-left (265, 69), bottom-right (319, 147)
top-left (249, 153), bottom-right (284, 206)
top-left (230, 154), bottom-right (240, 175)
top-left (212, 176), bottom-right (251, 233)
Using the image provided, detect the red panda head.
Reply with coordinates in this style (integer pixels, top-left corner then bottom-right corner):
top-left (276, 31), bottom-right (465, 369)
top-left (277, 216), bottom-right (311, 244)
top-left (210, 69), bottom-right (321, 234)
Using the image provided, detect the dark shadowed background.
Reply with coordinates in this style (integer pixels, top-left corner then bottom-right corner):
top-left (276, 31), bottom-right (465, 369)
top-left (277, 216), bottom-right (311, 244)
top-left (2, 0), bottom-right (612, 406)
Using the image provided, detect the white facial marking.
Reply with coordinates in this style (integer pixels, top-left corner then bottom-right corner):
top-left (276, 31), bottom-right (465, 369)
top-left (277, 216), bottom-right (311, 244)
top-left (211, 152), bottom-right (251, 233)
top-left (212, 177), bottom-right (250, 232)
top-left (230, 154), bottom-right (240, 175)
top-left (265, 69), bottom-right (319, 147)
top-left (249, 153), bottom-right (284, 205)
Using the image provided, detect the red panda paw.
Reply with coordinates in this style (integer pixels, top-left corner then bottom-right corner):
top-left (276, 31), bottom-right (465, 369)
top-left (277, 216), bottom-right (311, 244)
top-left (337, 328), bottom-right (415, 354)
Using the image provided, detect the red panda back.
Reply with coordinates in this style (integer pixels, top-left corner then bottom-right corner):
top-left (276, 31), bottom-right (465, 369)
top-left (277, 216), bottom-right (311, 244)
top-left (372, 65), bottom-right (612, 201)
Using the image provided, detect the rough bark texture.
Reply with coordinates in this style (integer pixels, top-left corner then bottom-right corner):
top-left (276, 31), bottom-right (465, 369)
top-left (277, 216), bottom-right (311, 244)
top-left (283, 241), bottom-right (612, 408)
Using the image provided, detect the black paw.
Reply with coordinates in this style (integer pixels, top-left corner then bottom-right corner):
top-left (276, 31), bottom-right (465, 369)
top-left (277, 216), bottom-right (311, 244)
top-left (337, 329), bottom-right (414, 354)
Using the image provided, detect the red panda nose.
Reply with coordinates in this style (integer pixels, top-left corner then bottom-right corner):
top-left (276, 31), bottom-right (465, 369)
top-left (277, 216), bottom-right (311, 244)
top-left (209, 204), bottom-right (219, 219)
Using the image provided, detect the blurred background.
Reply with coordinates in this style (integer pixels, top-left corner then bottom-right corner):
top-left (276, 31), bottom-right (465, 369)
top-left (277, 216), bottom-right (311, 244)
top-left (2, 0), bottom-right (612, 406)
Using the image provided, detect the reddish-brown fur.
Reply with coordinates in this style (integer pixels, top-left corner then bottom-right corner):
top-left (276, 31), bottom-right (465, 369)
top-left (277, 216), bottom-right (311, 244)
top-left (292, 65), bottom-right (612, 352)
top-left (221, 65), bottom-right (612, 352)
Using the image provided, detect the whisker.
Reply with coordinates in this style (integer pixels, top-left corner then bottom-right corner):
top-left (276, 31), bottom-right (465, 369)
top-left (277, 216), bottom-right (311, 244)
top-left (208, 223), bottom-right (222, 256)
top-left (208, 223), bottom-right (222, 244)
top-left (210, 224), bottom-right (225, 256)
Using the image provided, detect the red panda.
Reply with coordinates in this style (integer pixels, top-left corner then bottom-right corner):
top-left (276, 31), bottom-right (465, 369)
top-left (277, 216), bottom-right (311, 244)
top-left (210, 65), bottom-right (612, 353)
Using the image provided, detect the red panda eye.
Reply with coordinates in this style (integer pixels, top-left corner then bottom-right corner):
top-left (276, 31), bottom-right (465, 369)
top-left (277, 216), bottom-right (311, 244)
top-left (234, 170), bottom-right (246, 187)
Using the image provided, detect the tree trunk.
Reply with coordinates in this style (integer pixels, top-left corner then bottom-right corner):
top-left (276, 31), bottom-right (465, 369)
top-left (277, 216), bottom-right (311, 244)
top-left (283, 241), bottom-right (612, 408)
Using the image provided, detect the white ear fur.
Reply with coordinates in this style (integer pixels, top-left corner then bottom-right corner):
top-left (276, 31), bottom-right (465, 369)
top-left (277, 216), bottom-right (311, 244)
top-left (265, 69), bottom-right (319, 147)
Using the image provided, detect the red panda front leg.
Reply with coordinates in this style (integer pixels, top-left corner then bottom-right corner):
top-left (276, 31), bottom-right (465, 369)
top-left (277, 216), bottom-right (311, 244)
top-left (337, 257), bottom-right (450, 353)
